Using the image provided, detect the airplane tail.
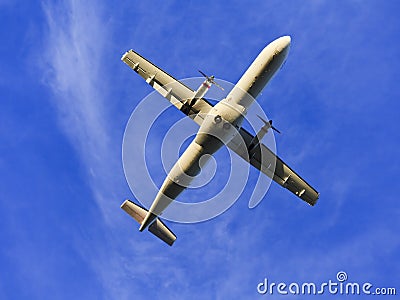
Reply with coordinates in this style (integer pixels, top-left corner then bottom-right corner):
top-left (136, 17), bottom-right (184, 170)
top-left (120, 200), bottom-right (177, 246)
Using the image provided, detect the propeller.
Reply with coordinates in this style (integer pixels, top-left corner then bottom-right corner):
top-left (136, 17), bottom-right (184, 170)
top-left (198, 70), bottom-right (224, 90)
top-left (257, 115), bottom-right (281, 134)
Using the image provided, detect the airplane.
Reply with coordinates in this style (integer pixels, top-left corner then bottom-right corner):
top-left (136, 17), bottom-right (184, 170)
top-left (120, 36), bottom-right (319, 246)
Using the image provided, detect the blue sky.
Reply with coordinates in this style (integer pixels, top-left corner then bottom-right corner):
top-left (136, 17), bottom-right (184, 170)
top-left (1, 0), bottom-right (399, 299)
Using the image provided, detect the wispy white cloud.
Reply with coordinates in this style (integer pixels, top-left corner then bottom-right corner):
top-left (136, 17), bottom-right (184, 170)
top-left (41, 1), bottom-right (140, 298)
top-left (41, 0), bottom-right (120, 222)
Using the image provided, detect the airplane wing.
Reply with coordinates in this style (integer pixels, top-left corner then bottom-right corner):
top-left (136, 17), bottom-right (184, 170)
top-left (227, 128), bottom-right (319, 205)
top-left (121, 50), bottom-right (213, 126)
top-left (122, 50), bottom-right (319, 206)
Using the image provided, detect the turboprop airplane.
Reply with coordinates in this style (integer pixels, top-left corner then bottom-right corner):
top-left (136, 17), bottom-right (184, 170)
top-left (120, 36), bottom-right (319, 246)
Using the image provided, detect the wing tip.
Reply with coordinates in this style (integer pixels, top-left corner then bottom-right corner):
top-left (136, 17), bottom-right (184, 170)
top-left (304, 192), bottom-right (319, 206)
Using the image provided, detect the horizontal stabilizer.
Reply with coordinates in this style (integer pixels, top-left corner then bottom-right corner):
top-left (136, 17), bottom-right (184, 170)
top-left (121, 199), bottom-right (147, 223)
top-left (148, 219), bottom-right (177, 246)
top-left (121, 200), bottom-right (177, 246)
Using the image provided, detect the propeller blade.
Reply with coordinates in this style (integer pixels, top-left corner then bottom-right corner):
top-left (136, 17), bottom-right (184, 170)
top-left (198, 70), bottom-right (208, 78)
top-left (212, 81), bottom-right (224, 91)
top-left (271, 125), bottom-right (281, 134)
top-left (257, 115), bottom-right (270, 126)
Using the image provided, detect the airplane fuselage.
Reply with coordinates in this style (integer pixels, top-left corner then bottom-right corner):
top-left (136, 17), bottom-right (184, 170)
top-left (139, 36), bottom-right (291, 231)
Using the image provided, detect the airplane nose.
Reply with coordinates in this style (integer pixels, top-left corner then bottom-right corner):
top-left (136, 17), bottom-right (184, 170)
top-left (275, 35), bottom-right (291, 52)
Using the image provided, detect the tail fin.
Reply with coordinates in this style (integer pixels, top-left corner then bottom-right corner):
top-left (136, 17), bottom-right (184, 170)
top-left (120, 200), bottom-right (177, 246)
